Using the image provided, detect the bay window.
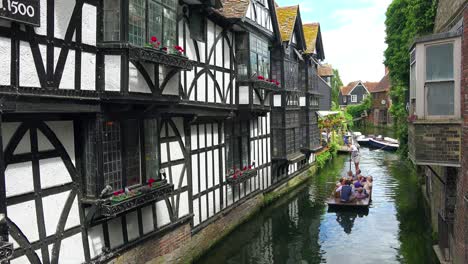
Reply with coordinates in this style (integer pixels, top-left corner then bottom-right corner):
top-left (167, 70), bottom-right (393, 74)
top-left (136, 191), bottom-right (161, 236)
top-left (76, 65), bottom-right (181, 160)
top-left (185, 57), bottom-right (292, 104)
top-left (236, 33), bottom-right (270, 80)
top-left (103, 0), bottom-right (177, 48)
top-left (84, 118), bottom-right (160, 197)
top-left (411, 34), bottom-right (461, 119)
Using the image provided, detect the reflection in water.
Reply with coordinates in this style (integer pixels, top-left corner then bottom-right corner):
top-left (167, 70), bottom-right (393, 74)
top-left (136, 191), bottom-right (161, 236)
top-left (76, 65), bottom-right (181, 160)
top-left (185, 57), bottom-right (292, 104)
top-left (196, 149), bottom-right (434, 264)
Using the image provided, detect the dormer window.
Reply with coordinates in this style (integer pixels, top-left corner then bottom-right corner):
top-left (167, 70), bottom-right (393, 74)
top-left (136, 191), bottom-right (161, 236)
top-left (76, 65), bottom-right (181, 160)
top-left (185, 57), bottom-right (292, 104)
top-left (102, 0), bottom-right (177, 48)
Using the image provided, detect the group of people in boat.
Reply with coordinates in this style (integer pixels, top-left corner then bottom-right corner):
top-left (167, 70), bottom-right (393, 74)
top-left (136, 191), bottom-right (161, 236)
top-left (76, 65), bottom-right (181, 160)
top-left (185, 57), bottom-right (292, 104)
top-left (334, 141), bottom-right (373, 203)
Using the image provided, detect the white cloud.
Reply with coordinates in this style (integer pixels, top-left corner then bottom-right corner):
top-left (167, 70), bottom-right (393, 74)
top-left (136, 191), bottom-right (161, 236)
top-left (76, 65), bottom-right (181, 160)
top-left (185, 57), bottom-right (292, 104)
top-left (321, 0), bottom-right (392, 85)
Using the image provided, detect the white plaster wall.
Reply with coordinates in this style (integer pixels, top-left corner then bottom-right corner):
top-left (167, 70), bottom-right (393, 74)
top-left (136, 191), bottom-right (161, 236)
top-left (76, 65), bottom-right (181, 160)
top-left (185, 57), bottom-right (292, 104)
top-left (108, 217), bottom-right (124, 249)
top-left (239, 86), bottom-right (249, 104)
top-left (273, 94), bottom-right (282, 107)
top-left (8, 200), bottom-right (39, 242)
top-left (141, 205), bottom-right (154, 234)
top-left (81, 52), bottom-right (96, 90)
top-left (126, 211), bottom-right (139, 241)
top-left (197, 41), bottom-right (206, 63)
top-left (215, 25), bottom-right (223, 67)
top-left (87, 225), bottom-right (105, 258)
top-left (155, 200), bottom-right (170, 227)
top-left (179, 191), bottom-right (189, 217)
top-left (207, 73), bottom-right (214, 103)
top-left (42, 191), bottom-right (72, 236)
top-left (82, 4), bottom-right (97, 46)
top-left (191, 154), bottom-right (198, 195)
top-left (207, 21), bottom-right (215, 65)
top-left (55, 0), bottom-right (76, 39)
top-left (39, 158), bottom-right (72, 189)
top-left (104, 55), bottom-right (121, 91)
top-left (196, 73), bottom-right (206, 102)
top-left (34, 0), bottom-right (47, 36)
top-left (193, 199), bottom-right (199, 226)
top-left (129, 63), bottom-right (151, 93)
top-left (161, 72), bottom-right (179, 95)
top-left (5, 162), bottom-right (34, 197)
top-left (59, 233), bottom-right (85, 264)
top-left (54, 48), bottom-right (75, 89)
top-left (223, 38), bottom-right (230, 69)
top-left (19, 41), bottom-right (45, 87)
top-left (44, 121), bottom-right (75, 164)
top-left (0, 37), bottom-right (11, 85)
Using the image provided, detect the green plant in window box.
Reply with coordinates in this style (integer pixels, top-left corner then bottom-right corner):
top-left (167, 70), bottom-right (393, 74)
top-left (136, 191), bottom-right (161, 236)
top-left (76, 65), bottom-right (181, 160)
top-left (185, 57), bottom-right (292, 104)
top-left (110, 189), bottom-right (142, 204)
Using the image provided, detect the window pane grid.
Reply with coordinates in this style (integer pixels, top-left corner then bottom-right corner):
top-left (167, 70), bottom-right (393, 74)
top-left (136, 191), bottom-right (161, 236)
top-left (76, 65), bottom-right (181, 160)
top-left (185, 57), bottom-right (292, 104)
top-left (103, 0), bottom-right (121, 41)
top-left (129, 0), bottom-right (146, 46)
top-left (102, 121), bottom-right (123, 190)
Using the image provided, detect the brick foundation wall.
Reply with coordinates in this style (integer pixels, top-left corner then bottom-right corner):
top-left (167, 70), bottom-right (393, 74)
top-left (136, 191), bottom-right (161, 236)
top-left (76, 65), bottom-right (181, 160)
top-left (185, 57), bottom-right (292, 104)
top-left (109, 193), bottom-right (265, 264)
top-left (408, 122), bottom-right (461, 166)
top-left (454, 6), bottom-right (468, 264)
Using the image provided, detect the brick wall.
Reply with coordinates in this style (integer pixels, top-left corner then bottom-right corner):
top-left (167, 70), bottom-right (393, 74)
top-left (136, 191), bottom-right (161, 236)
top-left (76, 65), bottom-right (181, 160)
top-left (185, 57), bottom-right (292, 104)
top-left (434, 0), bottom-right (466, 33)
top-left (454, 6), bottom-right (468, 264)
top-left (110, 194), bottom-right (265, 264)
top-left (408, 122), bottom-right (461, 166)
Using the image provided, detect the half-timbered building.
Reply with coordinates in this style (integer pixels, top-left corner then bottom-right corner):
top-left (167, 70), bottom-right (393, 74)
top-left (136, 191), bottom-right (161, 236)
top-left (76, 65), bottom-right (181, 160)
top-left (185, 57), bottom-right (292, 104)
top-left (270, 6), bottom-right (308, 182)
top-left (0, 0), bottom-right (326, 263)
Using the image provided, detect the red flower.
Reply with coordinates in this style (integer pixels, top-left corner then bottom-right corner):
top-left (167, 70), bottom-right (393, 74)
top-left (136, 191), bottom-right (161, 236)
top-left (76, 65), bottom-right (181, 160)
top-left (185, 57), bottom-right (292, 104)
top-left (233, 174), bottom-right (237, 179)
top-left (275, 81), bottom-right (280, 86)
top-left (113, 191), bottom-right (120, 196)
top-left (162, 47), bottom-right (168, 51)
top-left (270, 79), bottom-right (275, 83)
top-left (266, 79), bottom-right (269, 82)
top-left (257, 75), bottom-right (264, 80)
top-left (148, 178), bottom-right (156, 187)
top-left (151, 36), bottom-right (157, 42)
top-left (248, 165), bottom-right (252, 169)
top-left (243, 166), bottom-right (247, 171)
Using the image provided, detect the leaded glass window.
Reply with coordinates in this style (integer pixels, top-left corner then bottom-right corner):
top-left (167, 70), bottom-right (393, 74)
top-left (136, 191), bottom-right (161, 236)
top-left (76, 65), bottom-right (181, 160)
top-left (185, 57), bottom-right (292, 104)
top-left (103, 0), bottom-right (178, 49)
top-left (250, 34), bottom-right (270, 78)
top-left (129, 0), bottom-right (146, 46)
top-left (225, 120), bottom-right (250, 173)
top-left (104, 0), bottom-right (121, 41)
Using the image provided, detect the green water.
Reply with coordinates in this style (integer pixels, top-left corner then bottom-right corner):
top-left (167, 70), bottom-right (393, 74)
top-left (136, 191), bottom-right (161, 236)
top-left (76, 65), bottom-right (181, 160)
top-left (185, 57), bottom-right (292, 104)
top-left (196, 148), bottom-right (434, 264)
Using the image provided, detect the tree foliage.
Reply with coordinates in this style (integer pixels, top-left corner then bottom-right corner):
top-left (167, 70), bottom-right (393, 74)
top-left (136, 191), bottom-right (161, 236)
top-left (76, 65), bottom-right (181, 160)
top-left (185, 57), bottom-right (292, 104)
top-left (331, 69), bottom-right (343, 106)
top-left (346, 95), bottom-right (372, 119)
top-left (384, 0), bottom-right (437, 155)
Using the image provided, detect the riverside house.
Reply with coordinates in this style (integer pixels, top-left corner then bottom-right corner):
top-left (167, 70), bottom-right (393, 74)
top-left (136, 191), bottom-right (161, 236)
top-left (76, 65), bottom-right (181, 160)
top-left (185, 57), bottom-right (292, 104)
top-left (0, 0), bottom-right (329, 263)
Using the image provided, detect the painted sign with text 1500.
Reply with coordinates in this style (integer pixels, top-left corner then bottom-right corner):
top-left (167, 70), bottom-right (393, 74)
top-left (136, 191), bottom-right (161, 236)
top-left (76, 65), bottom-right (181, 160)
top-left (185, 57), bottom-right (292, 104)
top-left (0, 0), bottom-right (39, 27)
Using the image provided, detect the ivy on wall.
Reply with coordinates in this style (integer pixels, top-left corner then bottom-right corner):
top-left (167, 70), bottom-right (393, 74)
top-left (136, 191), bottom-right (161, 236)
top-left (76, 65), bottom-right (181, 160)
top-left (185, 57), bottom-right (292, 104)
top-left (384, 0), bottom-right (437, 156)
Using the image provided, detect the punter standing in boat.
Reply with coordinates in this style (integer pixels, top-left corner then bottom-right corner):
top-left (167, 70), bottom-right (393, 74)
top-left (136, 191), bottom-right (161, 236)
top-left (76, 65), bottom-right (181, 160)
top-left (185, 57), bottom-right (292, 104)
top-left (349, 142), bottom-right (360, 172)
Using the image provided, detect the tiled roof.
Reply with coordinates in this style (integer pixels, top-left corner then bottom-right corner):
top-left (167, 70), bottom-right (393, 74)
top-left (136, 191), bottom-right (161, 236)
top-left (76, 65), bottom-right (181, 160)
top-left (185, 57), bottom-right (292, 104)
top-left (276, 5), bottom-right (299, 42)
top-left (217, 0), bottom-right (250, 19)
top-left (372, 73), bottom-right (391, 93)
top-left (318, 64), bottom-right (333, 77)
top-left (340, 81), bottom-right (378, 95)
top-left (364, 82), bottom-right (379, 93)
top-left (340, 81), bottom-right (359, 96)
top-left (303, 23), bottom-right (319, 54)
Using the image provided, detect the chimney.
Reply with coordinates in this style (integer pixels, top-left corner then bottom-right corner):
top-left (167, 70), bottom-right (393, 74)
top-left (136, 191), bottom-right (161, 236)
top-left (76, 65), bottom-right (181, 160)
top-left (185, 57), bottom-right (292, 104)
top-left (385, 67), bottom-right (389, 75)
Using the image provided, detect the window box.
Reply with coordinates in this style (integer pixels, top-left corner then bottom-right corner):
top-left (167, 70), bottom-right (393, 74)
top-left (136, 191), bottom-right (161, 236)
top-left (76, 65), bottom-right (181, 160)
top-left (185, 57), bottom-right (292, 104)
top-left (226, 169), bottom-right (258, 185)
top-left (0, 241), bottom-right (13, 262)
top-left (99, 43), bottom-right (195, 71)
top-left (100, 179), bottom-right (174, 217)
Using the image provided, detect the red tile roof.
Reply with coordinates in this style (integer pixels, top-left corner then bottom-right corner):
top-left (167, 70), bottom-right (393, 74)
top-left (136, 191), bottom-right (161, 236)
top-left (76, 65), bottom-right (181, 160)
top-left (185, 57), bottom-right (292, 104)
top-left (318, 64), bottom-right (333, 77)
top-left (372, 73), bottom-right (391, 93)
top-left (217, 0), bottom-right (250, 19)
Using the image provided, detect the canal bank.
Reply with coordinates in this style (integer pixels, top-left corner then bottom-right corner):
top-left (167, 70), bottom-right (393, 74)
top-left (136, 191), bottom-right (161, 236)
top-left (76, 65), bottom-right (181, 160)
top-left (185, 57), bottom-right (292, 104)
top-left (196, 148), bottom-right (435, 264)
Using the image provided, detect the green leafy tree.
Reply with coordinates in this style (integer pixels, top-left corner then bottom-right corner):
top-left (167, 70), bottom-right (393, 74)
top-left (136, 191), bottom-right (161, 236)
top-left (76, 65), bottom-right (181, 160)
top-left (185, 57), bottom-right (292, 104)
top-left (384, 0), bottom-right (437, 156)
top-left (346, 95), bottom-right (372, 119)
top-left (331, 69), bottom-right (343, 106)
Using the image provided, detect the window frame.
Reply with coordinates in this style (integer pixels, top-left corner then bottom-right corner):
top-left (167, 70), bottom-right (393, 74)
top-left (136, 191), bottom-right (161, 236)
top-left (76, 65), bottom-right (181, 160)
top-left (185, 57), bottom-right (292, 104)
top-left (84, 117), bottom-right (161, 197)
top-left (413, 37), bottom-right (461, 119)
top-left (225, 120), bottom-right (251, 174)
top-left (102, 0), bottom-right (178, 48)
top-left (351, 94), bottom-right (357, 103)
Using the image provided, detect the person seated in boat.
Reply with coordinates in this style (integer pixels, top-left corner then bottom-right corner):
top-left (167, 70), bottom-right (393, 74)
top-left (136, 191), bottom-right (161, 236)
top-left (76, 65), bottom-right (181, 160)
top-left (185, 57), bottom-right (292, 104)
top-left (335, 178), bottom-right (346, 192)
top-left (364, 176), bottom-right (373, 194)
top-left (355, 187), bottom-right (368, 199)
top-left (347, 170), bottom-right (354, 180)
top-left (355, 169), bottom-right (362, 179)
top-left (354, 178), bottom-right (364, 189)
top-left (340, 180), bottom-right (355, 203)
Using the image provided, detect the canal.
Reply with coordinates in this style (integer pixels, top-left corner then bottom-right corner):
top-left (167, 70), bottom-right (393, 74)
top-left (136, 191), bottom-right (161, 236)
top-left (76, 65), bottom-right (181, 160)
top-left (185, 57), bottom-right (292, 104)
top-left (195, 148), bottom-right (434, 264)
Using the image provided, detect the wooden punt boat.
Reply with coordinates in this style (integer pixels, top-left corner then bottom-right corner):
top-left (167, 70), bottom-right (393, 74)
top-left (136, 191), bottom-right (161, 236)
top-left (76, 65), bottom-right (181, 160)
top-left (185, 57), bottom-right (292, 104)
top-left (326, 187), bottom-right (372, 209)
top-left (368, 138), bottom-right (399, 151)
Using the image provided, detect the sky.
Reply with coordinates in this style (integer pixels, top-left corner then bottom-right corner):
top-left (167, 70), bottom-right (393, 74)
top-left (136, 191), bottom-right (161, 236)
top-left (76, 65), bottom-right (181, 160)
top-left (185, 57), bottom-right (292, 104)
top-left (276, 0), bottom-right (392, 85)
